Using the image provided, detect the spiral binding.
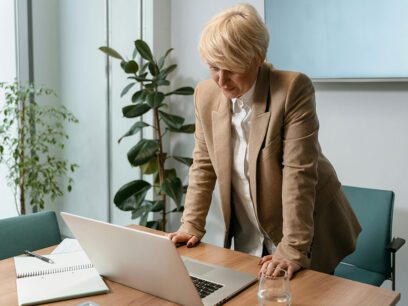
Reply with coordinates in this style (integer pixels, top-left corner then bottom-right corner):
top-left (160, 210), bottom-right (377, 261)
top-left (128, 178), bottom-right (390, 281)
top-left (17, 263), bottom-right (94, 278)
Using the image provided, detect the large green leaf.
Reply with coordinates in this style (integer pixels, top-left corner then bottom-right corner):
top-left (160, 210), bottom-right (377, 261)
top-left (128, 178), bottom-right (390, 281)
top-left (124, 60), bottom-right (139, 74)
top-left (144, 83), bottom-right (156, 90)
top-left (148, 62), bottom-right (159, 76)
top-left (167, 124), bottom-right (195, 134)
top-left (173, 156), bottom-right (193, 167)
top-left (131, 90), bottom-right (147, 103)
top-left (165, 86), bottom-right (194, 96)
top-left (164, 168), bottom-right (177, 179)
top-left (132, 205), bottom-right (150, 219)
top-left (153, 168), bottom-right (177, 194)
top-left (121, 83), bottom-right (136, 97)
top-left (140, 62), bottom-right (149, 73)
top-left (114, 180), bottom-right (151, 211)
top-left (139, 210), bottom-right (149, 225)
top-left (99, 46), bottom-right (124, 60)
top-left (158, 48), bottom-right (173, 69)
top-left (131, 200), bottom-right (163, 221)
top-left (157, 79), bottom-right (170, 86)
top-left (161, 177), bottom-right (183, 209)
top-left (159, 111), bottom-right (184, 129)
top-left (131, 72), bottom-right (148, 82)
top-left (127, 139), bottom-right (159, 166)
top-left (146, 92), bottom-right (165, 108)
top-left (135, 39), bottom-right (154, 62)
top-left (160, 64), bottom-right (177, 77)
top-left (144, 200), bottom-right (164, 212)
top-left (122, 103), bottom-right (150, 118)
top-left (118, 121), bottom-right (149, 143)
top-left (140, 156), bottom-right (158, 174)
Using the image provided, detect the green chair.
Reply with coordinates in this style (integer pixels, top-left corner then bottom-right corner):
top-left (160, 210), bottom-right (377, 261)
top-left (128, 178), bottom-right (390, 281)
top-left (334, 186), bottom-right (405, 290)
top-left (0, 211), bottom-right (61, 260)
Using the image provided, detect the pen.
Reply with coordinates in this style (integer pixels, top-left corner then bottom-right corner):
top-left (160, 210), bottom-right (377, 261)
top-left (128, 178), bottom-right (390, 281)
top-left (24, 250), bottom-right (55, 264)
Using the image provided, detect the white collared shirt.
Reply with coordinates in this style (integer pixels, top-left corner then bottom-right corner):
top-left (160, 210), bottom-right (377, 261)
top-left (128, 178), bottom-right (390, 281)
top-left (230, 83), bottom-right (275, 256)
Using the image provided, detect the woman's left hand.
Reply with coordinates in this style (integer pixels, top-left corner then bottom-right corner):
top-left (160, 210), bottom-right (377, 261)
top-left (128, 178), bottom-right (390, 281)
top-left (258, 254), bottom-right (301, 279)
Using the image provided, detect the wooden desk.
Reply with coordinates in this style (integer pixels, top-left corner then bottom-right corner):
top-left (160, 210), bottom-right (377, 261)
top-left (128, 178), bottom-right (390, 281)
top-left (0, 225), bottom-right (400, 306)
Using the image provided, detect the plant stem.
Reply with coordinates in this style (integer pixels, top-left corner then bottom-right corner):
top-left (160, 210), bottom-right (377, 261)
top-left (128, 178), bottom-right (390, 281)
top-left (19, 92), bottom-right (26, 215)
top-left (28, 90), bottom-right (38, 212)
top-left (153, 103), bottom-right (166, 231)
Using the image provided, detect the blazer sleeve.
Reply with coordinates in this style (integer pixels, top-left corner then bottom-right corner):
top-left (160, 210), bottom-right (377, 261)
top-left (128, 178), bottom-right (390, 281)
top-left (274, 73), bottom-right (319, 268)
top-left (178, 83), bottom-right (217, 239)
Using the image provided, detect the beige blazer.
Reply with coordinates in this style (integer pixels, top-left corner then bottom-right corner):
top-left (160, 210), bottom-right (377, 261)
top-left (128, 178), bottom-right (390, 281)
top-left (179, 63), bottom-right (361, 273)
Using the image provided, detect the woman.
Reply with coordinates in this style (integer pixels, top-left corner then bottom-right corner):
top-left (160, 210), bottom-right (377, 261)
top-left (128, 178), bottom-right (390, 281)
top-left (168, 3), bottom-right (361, 279)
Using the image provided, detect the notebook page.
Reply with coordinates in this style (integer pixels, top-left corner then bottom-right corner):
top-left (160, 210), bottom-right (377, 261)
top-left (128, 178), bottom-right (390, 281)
top-left (15, 251), bottom-right (92, 277)
top-left (51, 238), bottom-right (83, 254)
top-left (16, 267), bottom-right (108, 305)
top-left (14, 251), bottom-right (108, 305)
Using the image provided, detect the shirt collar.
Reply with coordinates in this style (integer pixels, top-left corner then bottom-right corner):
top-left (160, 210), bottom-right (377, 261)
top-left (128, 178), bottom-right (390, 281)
top-left (231, 81), bottom-right (256, 112)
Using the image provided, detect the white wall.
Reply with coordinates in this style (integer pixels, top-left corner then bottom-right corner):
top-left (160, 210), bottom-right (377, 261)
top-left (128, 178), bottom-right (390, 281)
top-left (23, 0), bottom-right (109, 234)
top-left (0, 0), bottom-right (18, 218)
top-left (170, 0), bottom-right (408, 299)
top-left (109, 0), bottom-right (144, 226)
top-left (56, 0), bottom-right (109, 231)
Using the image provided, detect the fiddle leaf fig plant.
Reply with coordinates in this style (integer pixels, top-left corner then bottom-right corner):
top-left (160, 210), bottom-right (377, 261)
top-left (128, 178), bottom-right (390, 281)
top-left (99, 39), bottom-right (194, 230)
top-left (0, 82), bottom-right (79, 214)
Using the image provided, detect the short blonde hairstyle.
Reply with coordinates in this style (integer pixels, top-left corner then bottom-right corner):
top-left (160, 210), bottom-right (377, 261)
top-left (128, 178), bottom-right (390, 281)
top-left (199, 3), bottom-right (269, 73)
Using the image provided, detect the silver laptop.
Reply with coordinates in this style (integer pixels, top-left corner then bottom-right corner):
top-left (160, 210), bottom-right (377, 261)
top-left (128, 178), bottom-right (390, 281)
top-left (61, 212), bottom-right (256, 306)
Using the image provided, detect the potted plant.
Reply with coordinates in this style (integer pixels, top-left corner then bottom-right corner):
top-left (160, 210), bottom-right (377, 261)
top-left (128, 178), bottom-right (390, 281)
top-left (0, 82), bottom-right (79, 215)
top-left (99, 39), bottom-right (194, 230)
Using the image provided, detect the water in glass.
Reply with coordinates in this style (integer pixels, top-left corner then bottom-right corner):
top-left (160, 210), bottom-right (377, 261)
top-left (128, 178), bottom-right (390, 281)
top-left (258, 269), bottom-right (291, 306)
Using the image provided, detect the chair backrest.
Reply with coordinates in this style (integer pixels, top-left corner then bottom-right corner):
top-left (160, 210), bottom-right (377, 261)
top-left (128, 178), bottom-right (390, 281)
top-left (0, 211), bottom-right (61, 260)
top-left (342, 185), bottom-right (394, 276)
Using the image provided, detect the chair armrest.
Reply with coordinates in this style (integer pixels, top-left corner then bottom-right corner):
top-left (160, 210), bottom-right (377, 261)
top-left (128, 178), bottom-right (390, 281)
top-left (386, 237), bottom-right (406, 253)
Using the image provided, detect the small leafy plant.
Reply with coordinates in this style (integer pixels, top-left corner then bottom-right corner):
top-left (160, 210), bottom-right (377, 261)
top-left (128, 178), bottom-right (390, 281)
top-left (0, 82), bottom-right (79, 214)
top-left (99, 39), bottom-right (194, 231)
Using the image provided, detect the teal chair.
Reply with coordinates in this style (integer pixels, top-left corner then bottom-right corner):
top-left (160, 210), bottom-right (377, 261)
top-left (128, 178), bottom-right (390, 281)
top-left (0, 211), bottom-right (61, 260)
top-left (334, 186), bottom-right (405, 290)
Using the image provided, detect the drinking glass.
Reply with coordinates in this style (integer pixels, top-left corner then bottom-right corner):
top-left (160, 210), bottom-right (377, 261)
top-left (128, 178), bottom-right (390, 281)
top-left (258, 269), bottom-right (291, 306)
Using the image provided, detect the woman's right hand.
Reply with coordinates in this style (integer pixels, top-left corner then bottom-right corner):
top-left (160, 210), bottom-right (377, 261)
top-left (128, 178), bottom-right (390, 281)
top-left (167, 231), bottom-right (200, 248)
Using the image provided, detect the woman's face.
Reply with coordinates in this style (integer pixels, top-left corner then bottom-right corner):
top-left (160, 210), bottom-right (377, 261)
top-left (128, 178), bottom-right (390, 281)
top-left (209, 63), bottom-right (260, 99)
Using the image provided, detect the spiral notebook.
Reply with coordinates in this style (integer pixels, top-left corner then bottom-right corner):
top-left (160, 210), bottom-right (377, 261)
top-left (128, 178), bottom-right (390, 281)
top-left (14, 251), bottom-right (109, 306)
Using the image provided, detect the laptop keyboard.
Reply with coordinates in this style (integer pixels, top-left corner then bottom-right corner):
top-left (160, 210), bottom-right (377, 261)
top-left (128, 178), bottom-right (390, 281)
top-left (191, 276), bottom-right (223, 299)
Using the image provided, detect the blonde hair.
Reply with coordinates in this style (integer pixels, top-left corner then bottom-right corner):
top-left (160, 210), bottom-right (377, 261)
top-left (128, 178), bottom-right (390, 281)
top-left (199, 3), bottom-right (269, 73)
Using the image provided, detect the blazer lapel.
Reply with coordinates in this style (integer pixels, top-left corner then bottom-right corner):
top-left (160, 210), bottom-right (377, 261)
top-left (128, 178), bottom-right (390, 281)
top-left (248, 64), bottom-right (271, 212)
top-left (212, 94), bottom-right (232, 230)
